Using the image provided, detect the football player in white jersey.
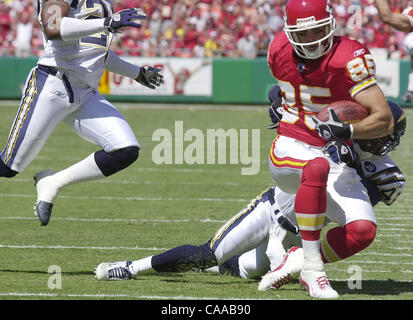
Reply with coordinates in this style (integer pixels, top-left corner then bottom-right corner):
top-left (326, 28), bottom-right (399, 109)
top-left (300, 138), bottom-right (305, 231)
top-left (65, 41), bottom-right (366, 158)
top-left (94, 96), bottom-right (406, 296)
top-left (0, 0), bottom-right (164, 226)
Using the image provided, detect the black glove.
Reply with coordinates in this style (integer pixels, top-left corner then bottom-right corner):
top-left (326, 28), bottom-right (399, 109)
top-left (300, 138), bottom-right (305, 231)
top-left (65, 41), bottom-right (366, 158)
top-left (104, 8), bottom-right (146, 33)
top-left (267, 85), bottom-right (283, 129)
top-left (136, 66), bottom-right (164, 89)
top-left (267, 102), bottom-right (283, 129)
top-left (313, 108), bottom-right (352, 140)
top-left (324, 140), bottom-right (358, 166)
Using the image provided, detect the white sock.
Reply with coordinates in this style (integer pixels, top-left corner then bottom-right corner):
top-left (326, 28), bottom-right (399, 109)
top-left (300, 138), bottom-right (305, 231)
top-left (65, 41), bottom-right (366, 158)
top-left (301, 240), bottom-right (324, 272)
top-left (51, 152), bottom-right (104, 191)
top-left (129, 256), bottom-right (153, 275)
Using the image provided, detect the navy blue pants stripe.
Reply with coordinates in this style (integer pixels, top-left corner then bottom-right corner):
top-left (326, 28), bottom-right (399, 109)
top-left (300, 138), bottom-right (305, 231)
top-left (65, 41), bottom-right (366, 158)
top-left (1, 67), bottom-right (48, 168)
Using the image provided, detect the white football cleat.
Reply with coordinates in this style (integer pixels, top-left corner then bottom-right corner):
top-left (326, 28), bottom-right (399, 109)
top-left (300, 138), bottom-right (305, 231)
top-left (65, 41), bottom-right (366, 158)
top-left (193, 266), bottom-right (220, 273)
top-left (33, 170), bottom-right (57, 226)
top-left (258, 246), bottom-right (303, 291)
top-left (299, 270), bottom-right (339, 299)
top-left (95, 261), bottom-right (132, 280)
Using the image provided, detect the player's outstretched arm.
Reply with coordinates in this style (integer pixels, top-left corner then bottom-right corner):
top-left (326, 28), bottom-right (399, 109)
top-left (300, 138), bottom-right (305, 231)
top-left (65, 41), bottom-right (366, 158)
top-left (40, 0), bottom-right (146, 41)
top-left (104, 50), bottom-right (164, 89)
top-left (375, 0), bottom-right (413, 32)
top-left (104, 50), bottom-right (141, 79)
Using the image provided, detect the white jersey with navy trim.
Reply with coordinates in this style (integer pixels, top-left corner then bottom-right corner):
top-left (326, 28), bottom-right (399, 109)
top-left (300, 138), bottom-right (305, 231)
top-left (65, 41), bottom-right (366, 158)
top-left (37, 0), bottom-right (113, 88)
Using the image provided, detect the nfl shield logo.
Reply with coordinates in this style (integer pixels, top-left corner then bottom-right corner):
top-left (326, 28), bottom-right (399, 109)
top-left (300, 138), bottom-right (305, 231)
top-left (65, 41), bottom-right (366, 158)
top-left (297, 63), bottom-right (306, 72)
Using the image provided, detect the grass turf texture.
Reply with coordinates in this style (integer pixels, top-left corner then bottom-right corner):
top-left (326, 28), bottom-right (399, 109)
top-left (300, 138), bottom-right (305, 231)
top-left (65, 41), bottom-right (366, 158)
top-left (0, 102), bottom-right (412, 301)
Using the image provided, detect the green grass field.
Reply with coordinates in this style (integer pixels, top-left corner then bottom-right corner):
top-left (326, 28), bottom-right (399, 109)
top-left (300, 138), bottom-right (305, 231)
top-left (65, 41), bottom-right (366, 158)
top-left (0, 101), bottom-right (412, 302)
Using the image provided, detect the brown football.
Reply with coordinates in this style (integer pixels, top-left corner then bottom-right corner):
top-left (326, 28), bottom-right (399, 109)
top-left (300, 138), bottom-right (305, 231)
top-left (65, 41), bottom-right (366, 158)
top-left (317, 100), bottom-right (369, 124)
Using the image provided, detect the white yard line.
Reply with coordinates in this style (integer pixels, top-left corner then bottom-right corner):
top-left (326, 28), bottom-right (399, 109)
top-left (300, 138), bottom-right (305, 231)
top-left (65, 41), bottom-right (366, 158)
top-left (336, 259), bottom-right (413, 266)
top-left (327, 266), bottom-right (413, 275)
top-left (1, 243), bottom-right (412, 261)
top-left (0, 193), bottom-right (248, 202)
top-left (1, 215), bottom-right (413, 231)
top-left (0, 101), bottom-right (267, 112)
top-left (0, 292), bottom-right (272, 300)
top-left (6, 178), bottom-right (243, 187)
top-left (0, 244), bottom-right (168, 251)
top-left (0, 216), bottom-right (227, 223)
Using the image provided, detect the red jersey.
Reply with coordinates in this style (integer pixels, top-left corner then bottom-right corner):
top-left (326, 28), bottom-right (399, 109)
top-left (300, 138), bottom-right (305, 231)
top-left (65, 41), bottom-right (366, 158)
top-left (268, 32), bottom-right (377, 146)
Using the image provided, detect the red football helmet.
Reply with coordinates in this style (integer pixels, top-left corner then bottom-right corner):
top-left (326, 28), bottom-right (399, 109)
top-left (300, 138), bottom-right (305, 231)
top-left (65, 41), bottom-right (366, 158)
top-left (284, 0), bottom-right (336, 60)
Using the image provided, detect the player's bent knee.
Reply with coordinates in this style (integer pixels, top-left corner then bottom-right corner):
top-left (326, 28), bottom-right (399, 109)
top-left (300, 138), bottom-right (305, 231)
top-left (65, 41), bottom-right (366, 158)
top-left (95, 146), bottom-right (140, 177)
top-left (301, 157), bottom-right (330, 187)
top-left (345, 220), bottom-right (376, 250)
top-left (120, 146), bottom-right (140, 164)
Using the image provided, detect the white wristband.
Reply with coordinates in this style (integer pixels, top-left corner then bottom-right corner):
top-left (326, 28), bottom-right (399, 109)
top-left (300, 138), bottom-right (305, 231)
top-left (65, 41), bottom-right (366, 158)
top-left (104, 50), bottom-right (141, 79)
top-left (60, 17), bottom-right (106, 41)
top-left (349, 124), bottom-right (354, 138)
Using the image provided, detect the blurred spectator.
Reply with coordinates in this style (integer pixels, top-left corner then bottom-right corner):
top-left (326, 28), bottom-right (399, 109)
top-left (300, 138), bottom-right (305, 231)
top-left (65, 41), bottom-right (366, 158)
top-left (2, 0), bottom-right (413, 59)
top-left (237, 34), bottom-right (257, 58)
top-left (204, 30), bottom-right (218, 57)
top-left (0, 2), bottom-right (12, 56)
top-left (14, 10), bottom-right (33, 57)
top-left (149, 10), bottom-right (163, 39)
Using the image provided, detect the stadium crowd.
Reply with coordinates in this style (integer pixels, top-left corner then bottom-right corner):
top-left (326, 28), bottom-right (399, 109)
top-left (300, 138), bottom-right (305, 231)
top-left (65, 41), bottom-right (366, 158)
top-left (0, 0), bottom-right (412, 59)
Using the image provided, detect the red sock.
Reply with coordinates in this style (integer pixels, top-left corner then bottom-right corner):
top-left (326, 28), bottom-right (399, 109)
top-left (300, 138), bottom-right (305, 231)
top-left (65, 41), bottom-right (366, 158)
top-left (295, 158), bottom-right (329, 242)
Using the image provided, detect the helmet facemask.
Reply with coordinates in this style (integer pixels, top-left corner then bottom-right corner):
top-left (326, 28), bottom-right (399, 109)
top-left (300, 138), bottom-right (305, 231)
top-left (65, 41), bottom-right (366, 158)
top-left (284, 13), bottom-right (336, 60)
top-left (356, 134), bottom-right (401, 156)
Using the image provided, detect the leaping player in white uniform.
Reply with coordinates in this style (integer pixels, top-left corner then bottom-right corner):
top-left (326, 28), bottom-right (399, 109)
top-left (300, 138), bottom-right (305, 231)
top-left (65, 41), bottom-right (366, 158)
top-left (0, 1), bottom-right (164, 226)
top-left (94, 90), bottom-right (406, 298)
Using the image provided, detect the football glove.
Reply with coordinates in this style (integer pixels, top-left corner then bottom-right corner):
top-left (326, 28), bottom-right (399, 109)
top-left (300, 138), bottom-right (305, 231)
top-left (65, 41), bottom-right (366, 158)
top-left (324, 140), bottom-right (358, 166)
top-left (313, 108), bottom-right (353, 140)
top-left (104, 8), bottom-right (146, 33)
top-left (267, 85), bottom-right (283, 129)
top-left (136, 66), bottom-right (164, 89)
top-left (267, 103), bottom-right (283, 129)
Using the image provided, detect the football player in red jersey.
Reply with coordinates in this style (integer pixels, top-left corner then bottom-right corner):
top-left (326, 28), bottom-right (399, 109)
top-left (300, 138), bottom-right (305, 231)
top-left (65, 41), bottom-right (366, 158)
top-left (267, 0), bottom-right (393, 298)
